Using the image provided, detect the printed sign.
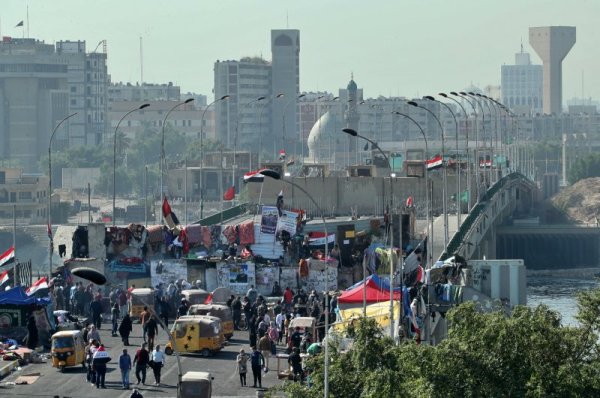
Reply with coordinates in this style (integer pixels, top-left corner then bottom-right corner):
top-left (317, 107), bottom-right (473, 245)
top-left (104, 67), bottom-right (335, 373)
top-left (260, 206), bottom-right (279, 234)
top-left (276, 210), bottom-right (298, 236)
top-left (151, 260), bottom-right (187, 288)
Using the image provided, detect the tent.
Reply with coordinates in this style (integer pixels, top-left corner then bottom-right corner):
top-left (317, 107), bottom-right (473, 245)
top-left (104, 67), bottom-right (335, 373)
top-left (0, 286), bottom-right (50, 306)
top-left (337, 275), bottom-right (401, 307)
top-left (334, 301), bottom-right (400, 333)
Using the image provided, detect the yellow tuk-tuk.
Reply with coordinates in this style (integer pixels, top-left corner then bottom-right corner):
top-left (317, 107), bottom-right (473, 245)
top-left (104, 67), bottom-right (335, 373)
top-left (187, 304), bottom-right (234, 339)
top-left (165, 315), bottom-right (224, 357)
top-left (181, 289), bottom-right (211, 305)
top-left (50, 330), bottom-right (86, 372)
top-left (179, 371), bottom-right (212, 398)
top-left (129, 288), bottom-right (153, 320)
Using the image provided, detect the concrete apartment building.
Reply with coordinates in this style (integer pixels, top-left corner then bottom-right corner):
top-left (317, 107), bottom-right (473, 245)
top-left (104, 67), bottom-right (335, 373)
top-left (0, 38), bottom-right (110, 172)
top-left (0, 168), bottom-right (49, 223)
top-left (107, 82), bottom-right (180, 104)
top-left (213, 57), bottom-right (271, 153)
top-left (501, 47), bottom-right (543, 115)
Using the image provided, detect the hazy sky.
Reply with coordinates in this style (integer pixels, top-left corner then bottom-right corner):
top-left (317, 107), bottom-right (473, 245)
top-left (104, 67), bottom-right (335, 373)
top-left (3, 0), bottom-right (599, 102)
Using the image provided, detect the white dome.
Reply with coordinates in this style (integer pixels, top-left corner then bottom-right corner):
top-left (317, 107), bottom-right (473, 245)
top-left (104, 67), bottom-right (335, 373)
top-left (307, 111), bottom-right (344, 162)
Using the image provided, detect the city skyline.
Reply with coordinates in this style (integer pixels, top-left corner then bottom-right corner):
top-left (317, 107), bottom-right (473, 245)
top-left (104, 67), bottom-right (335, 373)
top-left (2, 0), bottom-right (598, 102)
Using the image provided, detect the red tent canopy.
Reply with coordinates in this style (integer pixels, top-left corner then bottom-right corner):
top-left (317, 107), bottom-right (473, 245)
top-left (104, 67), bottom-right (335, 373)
top-left (338, 276), bottom-right (401, 304)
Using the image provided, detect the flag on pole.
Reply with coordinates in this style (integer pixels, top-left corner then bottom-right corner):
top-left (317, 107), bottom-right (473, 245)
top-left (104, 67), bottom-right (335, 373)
top-left (0, 247), bottom-right (15, 268)
top-left (223, 186), bottom-right (235, 201)
top-left (47, 223), bottom-right (53, 240)
top-left (162, 197), bottom-right (180, 229)
top-left (406, 196), bottom-right (414, 207)
top-left (15, 21), bottom-right (24, 27)
top-left (26, 277), bottom-right (48, 296)
top-left (279, 149), bottom-right (286, 160)
top-left (243, 169), bottom-right (266, 183)
top-left (276, 190), bottom-right (284, 216)
top-left (426, 155), bottom-right (443, 170)
top-left (0, 270), bottom-right (9, 286)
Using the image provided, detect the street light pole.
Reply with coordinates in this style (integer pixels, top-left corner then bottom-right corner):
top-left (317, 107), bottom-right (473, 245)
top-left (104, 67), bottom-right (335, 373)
top-left (454, 92), bottom-right (479, 207)
top-left (281, 94), bottom-right (305, 162)
top-left (393, 111), bottom-right (430, 269)
top-left (258, 93), bottom-right (284, 168)
top-left (199, 94), bottom-right (230, 219)
top-left (476, 93), bottom-right (495, 185)
top-left (160, 99), bottom-right (194, 222)
top-left (114, 103), bottom-right (150, 226)
top-left (257, 169), bottom-right (330, 398)
top-left (408, 101), bottom-right (448, 249)
top-left (233, 96), bottom-right (265, 198)
top-left (483, 95), bottom-right (502, 179)
top-left (342, 128), bottom-right (398, 342)
top-left (425, 95), bottom-right (461, 226)
top-left (48, 112), bottom-right (77, 278)
top-left (440, 92), bottom-right (470, 217)
top-left (464, 93), bottom-right (487, 196)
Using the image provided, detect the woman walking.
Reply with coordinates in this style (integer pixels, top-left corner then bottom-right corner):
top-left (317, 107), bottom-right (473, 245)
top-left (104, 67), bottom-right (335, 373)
top-left (119, 313), bottom-right (133, 346)
top-left (236, 348), bottom-right (248, 387)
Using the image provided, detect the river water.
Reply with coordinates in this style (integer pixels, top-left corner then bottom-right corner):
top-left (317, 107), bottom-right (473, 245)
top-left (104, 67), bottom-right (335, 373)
top-left (527, 275), bottom-right (599, 326)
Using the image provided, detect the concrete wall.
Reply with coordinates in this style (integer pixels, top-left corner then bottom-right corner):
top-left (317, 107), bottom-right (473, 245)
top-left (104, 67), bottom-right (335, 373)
top-left (246, 174), bottom-right (467, 218)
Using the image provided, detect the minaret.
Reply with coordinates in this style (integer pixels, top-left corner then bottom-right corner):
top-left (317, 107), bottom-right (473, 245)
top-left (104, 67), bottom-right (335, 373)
top-left (344, 74), bottom-right (360, 167)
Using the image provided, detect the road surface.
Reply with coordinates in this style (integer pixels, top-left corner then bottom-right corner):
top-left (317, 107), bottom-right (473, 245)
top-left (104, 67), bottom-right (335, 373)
top-left (0, 321), bottom-right (287, 397)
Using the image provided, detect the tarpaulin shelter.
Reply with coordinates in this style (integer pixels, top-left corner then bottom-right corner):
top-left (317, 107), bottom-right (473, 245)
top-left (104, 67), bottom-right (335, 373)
top-left (337, 275), bottom-right (401, 309)
top-left (0, 286), bottom-right (54, 346)
top-left (334, 301), bottom-right (400, 333)
top-left (0, 286), bottom-right (51, 306)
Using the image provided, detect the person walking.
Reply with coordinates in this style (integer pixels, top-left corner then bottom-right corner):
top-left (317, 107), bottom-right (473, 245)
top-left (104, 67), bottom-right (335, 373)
top-left (159, 297), bottom-right (170, 328)
top-left (88, 324), bottom-right (101, 345)
top-left (249, 346), bottom-right (265, 388)
top-left (133, 343), bottom-right (149, 385)
top-left (268, 321), bottom-right (279, 354)
top-left (258, 333), bottom-right (271, 370)
top-left (118, 289), bottom-right (128, 318)
top-left (85, 339), bottom-right (99, 385)
top-left (119, 348), bottom-right (132, 389)
top-left (231, 296), bottom-right (242, 330)
top-left (236, 348), bottom-right (248, 387)
top-left (119, 313), bottom-right (133, 346)
top-left (288, 347), bottom-right (304, 382)
top-left (145, 316), bottom-right (158, 350)
top-left (140, 306), bottom-right (150, 342)
top-left (111, 303), bottom-right (120, 337)
top-left (90, 296), bottom-right (103, 329)
top-left (150, 344), bottom-right (166, 386)
top-left (92, 344), bottom-right (109, 389)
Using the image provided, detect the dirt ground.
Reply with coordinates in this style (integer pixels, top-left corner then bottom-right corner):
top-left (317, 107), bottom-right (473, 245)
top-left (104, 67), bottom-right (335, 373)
top-left (550, 177), bottom-right (600, 225)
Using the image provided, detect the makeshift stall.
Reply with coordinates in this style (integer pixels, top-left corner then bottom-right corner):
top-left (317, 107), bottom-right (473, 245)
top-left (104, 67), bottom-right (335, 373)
top-left (0, 286), bottom-right (53, 347)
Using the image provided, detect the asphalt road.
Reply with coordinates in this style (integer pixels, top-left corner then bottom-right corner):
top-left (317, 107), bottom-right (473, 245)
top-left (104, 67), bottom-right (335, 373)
top-left (0, 321), bottom-right (287, 398)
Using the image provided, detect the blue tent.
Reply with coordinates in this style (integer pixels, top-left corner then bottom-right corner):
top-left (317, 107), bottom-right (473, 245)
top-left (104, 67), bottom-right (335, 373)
top-left (0, 286), bottom-right (51, 306)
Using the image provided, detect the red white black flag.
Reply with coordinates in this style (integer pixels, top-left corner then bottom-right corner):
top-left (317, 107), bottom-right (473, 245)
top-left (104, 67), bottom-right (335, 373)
top-left (0, 247), bottom-right (15, 268)
top-left (426, 155), bottom-right (443, 170)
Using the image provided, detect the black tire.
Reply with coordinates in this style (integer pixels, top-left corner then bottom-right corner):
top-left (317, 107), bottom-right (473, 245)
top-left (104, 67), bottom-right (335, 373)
top-left (59, 365), bottom-right (65, 373)
top-left (165, 346), bottom-right (173, 356)
top-left (201, 348), bottom-right (210, 357)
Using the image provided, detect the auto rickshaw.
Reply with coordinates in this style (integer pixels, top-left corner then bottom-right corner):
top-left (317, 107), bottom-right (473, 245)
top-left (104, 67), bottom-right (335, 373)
top-left (129, 288), bottom-right (154, 320)
top-left (187, 304), bottom-right (234, 339)
top-left (179, 371), bottom-right (212, 398)
top-left (50, 330), bottom-right (86, 372)
top-left (180, 289), bottom-right (211, 305)
top-left (165, 315), bottom-right (224, 357)
top-left (287, 316), bottom-right (318, 352)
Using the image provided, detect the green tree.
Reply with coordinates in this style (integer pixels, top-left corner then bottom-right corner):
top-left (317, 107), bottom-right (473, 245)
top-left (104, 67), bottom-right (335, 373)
top-left (282, 295), bottom-right (600, 398)
top-left (567, 152), bottom-right (600, 184)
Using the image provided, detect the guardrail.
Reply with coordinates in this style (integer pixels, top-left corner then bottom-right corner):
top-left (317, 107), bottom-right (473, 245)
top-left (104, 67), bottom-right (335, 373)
top-left (194, 202), bottom-right (248, 226)
top-left (439, 172), bottom-right (535, 261)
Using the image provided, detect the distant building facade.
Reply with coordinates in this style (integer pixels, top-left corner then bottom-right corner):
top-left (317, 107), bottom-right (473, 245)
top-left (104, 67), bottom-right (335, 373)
top-left (0, 168), bottom-right (48, 223)
top-left (107, 82), bottom-right (180, 103)
top-left (501, 47), bottom-right (543, 115)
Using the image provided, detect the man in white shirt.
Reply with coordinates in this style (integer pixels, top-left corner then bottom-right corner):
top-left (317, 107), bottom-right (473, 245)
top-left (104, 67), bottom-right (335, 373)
top-left (150, 344), bottom-right (166, 386)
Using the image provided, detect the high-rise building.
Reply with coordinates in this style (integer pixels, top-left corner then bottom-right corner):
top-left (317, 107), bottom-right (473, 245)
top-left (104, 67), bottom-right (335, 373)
top-left (56, 40), bottom-right (108, 147)
top-left (271, 29), bottom-right (300, 160)
top-left (213, 57), bottom-right (271, 152)
top-left (0, 38), bottom-right (69, 171)
top-left (501, 46), bottom-right (543, 115)
top-left (107, 81), bottom-right (180, 103)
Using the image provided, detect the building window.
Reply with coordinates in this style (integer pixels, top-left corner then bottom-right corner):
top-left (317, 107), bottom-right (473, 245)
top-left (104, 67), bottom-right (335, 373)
top-left (71, 99), bottom-right (76, 106)
top-left (70, 86), bottom-right (76, 93)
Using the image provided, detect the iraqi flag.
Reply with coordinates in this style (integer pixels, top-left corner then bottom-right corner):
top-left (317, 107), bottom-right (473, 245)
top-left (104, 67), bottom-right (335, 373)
top-left (307, 231), bottom-right (336, 247)
top-left (0, 270), bottom-right (9, 287)
top-left (406, 196), bottom-right (414, 207)
top-left (162, 196), bottom-right (180, 229)
top-left (0, 247), bottom-right (15, 268)
top-left (26, 277), bottom-right (48, 296)
top-left (479, 159), bottom-right (492, 168)
top-left (276, 190), bottom-right (284, 216)
top-left (426, 155), bottom-right (443, 170)
top-left (223, 186), bottom-right (235, 201)
top-left (47, 223), bottom-right (53, 240)
top-left (243, 169), bottom-right (266, 183)
top-left (279, 149), bottom-right (286, 160)
top-left (92, 345), bottom-right (111, 365)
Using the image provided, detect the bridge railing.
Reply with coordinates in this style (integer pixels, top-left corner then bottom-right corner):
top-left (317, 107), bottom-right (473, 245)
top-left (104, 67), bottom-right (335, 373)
top-left (193, 202), bottom-right (248, 226)
top-left (439, 172), bottom-right (533, 261)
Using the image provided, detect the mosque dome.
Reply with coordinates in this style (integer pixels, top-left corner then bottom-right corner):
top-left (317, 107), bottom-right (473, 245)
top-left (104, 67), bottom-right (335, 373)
top-left (307, 111), bottom-right (344, 161)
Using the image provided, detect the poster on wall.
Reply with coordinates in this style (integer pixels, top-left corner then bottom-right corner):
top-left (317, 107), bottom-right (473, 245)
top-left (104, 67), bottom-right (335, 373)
top-left (255, 266), bottom-right (276, 296)
top-left (276, 210), bottom-right (298, 236)
top-left (0, 307), bottom-right (23, 328)
top-left (217, 262), bottom-right (256, 295)
top-left (260, 206), bottom-right (279, 234)
top-left (151, 260), bottom-right (187, 288)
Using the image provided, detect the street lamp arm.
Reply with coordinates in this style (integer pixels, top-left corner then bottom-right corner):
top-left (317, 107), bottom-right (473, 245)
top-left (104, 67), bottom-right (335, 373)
top-left (342, 128), bottom-right (389, 167)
